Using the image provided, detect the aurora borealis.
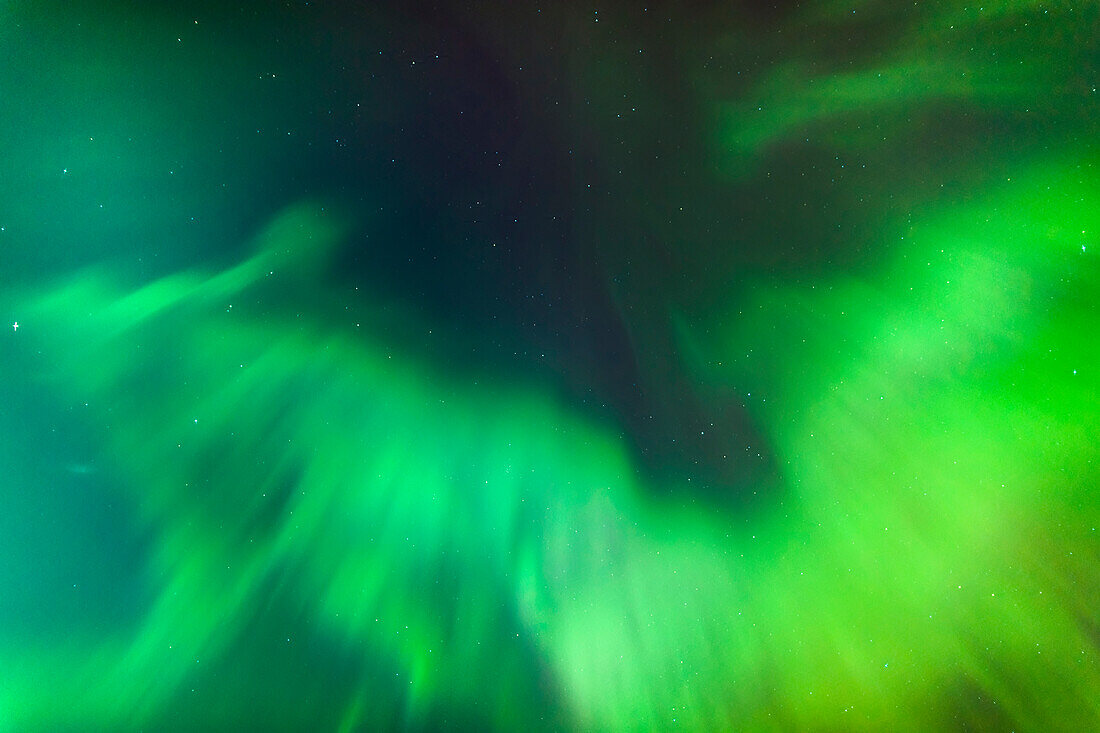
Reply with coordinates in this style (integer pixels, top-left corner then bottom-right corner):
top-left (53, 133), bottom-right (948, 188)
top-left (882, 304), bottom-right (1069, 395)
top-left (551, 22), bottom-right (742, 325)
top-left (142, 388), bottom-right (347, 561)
top-left (2, 1), bottom-right (1098, 730)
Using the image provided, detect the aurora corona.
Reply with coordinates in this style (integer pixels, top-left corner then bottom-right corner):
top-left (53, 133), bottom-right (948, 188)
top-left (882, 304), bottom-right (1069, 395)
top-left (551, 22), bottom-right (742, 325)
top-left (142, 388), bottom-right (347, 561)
top-left (1, 1), bottom-right (1097, 730)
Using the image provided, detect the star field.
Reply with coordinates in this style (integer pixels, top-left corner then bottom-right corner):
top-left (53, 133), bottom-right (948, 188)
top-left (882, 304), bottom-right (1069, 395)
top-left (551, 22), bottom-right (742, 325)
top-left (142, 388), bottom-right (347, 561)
top-left (1, 1), bottom-right (1098, 730)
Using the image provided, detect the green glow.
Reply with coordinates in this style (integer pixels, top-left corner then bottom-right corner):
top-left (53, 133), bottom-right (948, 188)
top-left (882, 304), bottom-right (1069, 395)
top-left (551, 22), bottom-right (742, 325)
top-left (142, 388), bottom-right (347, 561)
top-left (2, 1), bottom-right (1098, 730)
top-left (7, 152), bottom-right (1099, 726)
top-left (675, 150), bottom-right (1100, 727)
top-left (717, 2), bottom-right (1097, 169)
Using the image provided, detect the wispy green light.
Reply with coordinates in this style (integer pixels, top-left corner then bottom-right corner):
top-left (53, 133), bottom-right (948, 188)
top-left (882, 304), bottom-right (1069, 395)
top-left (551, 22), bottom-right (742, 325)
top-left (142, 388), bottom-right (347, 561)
top-left (6, 150), bottom-right (1098, 727)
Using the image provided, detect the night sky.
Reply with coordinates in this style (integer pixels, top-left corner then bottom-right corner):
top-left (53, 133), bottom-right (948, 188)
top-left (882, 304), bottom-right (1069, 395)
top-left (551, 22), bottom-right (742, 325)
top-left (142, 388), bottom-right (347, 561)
top-left (2, 1), bottom-right (1099, 730)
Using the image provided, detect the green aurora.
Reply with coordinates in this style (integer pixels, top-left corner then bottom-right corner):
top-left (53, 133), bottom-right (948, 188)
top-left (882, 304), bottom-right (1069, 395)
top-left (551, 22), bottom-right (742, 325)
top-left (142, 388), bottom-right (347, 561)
top-left (2, 1), bottom-right (1099, 730)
